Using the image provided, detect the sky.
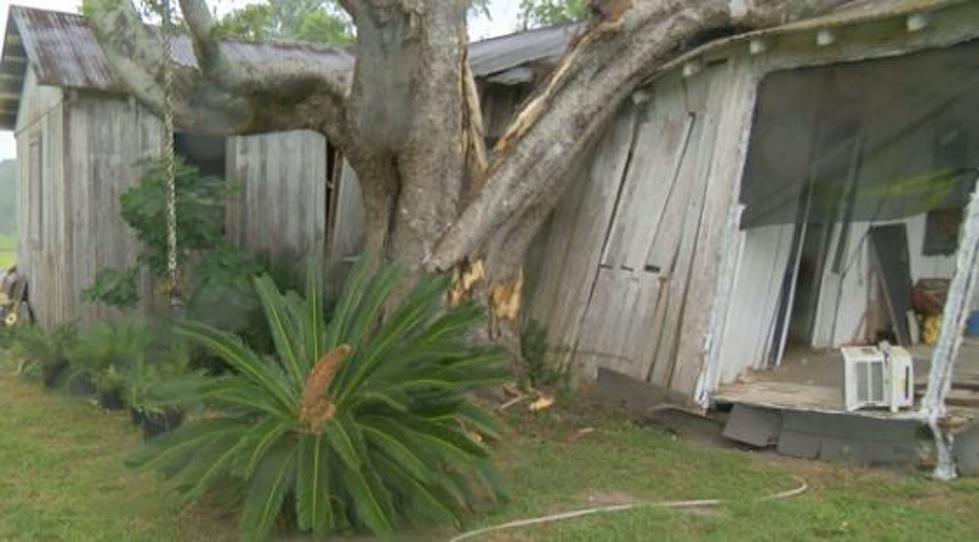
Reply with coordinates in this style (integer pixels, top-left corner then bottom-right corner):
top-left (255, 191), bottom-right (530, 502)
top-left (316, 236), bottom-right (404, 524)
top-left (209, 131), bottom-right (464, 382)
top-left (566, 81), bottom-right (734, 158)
top-left (0, 0), bottom-right (522, 160)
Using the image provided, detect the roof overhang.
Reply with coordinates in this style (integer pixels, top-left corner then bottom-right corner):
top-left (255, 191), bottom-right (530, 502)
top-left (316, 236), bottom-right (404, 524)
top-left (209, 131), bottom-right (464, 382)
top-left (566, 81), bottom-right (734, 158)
top-left (0, 13), bottom-right (28, 130)
top-left (643, 0), bottom-right (979, 87)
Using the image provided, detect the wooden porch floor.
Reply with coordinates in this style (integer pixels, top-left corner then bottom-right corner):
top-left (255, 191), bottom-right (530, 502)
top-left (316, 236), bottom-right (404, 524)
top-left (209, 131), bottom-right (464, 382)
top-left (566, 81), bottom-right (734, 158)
top-left (713, 339), bottom-right (979, 426)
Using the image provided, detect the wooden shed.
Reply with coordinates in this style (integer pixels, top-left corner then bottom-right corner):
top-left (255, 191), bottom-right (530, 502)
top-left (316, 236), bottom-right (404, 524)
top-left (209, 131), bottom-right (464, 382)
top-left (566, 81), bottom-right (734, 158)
top-left (0, 6), bottom-right (360, 327)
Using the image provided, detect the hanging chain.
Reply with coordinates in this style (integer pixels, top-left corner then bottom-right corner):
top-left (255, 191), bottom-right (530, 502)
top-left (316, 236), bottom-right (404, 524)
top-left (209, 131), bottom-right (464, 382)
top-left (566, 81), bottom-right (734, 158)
top-left (161, 0), bottom-right (180, 306)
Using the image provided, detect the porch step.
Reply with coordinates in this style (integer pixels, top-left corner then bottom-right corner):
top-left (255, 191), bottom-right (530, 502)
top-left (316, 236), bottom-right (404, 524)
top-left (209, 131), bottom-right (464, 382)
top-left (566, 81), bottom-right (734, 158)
top-left (723, 404), bottom-right (927, 466)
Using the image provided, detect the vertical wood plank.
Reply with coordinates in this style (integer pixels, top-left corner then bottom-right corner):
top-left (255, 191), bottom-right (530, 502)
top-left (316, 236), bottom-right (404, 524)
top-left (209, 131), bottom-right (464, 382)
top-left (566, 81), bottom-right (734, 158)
top-left (526, 107), bottom-right (638, 373)
top-left (671, 60), bottom-right (762, 398)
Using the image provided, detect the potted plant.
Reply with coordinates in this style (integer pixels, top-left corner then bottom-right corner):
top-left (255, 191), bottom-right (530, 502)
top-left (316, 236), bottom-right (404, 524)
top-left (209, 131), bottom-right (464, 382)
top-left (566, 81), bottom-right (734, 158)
top-left (12, 323), bottom-right (78, 388)
top-left (121, 336), bottom-right (192, 439)
top-left (67, 322), bottom-right (152, 410)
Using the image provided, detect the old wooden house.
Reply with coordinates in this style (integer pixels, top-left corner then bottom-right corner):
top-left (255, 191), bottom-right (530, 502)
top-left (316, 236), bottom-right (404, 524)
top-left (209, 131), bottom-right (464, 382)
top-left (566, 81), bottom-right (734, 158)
top-left (4, 1), bottom-right (979, 471)
top-left (506, 0), bottom-right (979, 471)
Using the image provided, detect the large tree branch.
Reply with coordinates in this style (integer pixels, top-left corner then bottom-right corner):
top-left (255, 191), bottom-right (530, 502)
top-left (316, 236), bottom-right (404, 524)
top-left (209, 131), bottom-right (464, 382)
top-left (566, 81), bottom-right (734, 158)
top-left (90, 0), bottom-right (352, 141)
top-left (428, 0), bottom-right (850, 271)
top-left (88, 0), bottom-right (249, 132)
top-left (178, 0), bottom-right (351, 142)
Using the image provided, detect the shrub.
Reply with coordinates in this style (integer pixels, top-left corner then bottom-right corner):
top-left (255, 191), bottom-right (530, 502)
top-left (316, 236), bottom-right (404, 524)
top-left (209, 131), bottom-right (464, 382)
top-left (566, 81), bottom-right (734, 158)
top-left (13, 323), bottom-right (78, 387)
top-left (66, 321), bottom-right (194, 421)
top-left (132, 261), bottom-right (507, 540)
top-left (66, 321), bottom-right (154, 400)
top-left (82, 267), bottom-right (141, 309)
top-left (520, 318), bottom-right (570, 391)
top-left (120, 157), bottom-right (232, 276)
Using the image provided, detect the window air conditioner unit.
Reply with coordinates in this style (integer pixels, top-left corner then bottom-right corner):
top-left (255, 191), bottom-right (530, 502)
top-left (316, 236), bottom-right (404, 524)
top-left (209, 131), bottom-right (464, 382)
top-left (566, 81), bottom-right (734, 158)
top-left (842, 343), bottom-right (914, 413)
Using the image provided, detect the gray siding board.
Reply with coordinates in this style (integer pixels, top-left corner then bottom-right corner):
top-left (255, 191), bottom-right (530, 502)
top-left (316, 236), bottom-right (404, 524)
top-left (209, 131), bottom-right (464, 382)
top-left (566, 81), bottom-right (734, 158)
top-left (66, 94), bottom-right (163, 326)
top-left (15, 71), bottom-right (65, 328)
top-left (527, 107), bottom-right (638, 376)
top-left (226, 131), bottom-right (328, 261)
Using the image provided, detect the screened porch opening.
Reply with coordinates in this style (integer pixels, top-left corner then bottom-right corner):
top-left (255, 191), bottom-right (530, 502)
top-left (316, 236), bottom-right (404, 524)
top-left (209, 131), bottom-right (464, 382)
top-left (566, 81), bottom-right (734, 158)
top-left (713, 39), bottom-right (979, 415)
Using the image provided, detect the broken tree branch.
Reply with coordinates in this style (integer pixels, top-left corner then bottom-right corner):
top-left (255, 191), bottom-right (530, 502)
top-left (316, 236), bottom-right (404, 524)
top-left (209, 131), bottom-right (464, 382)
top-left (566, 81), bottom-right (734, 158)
top-left (428, 0), bottom-right (851, 271)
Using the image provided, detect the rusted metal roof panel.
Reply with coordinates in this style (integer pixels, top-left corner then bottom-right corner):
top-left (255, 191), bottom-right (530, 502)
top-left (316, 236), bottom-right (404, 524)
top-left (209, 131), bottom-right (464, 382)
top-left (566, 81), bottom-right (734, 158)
top-left (9, 5), bottom-right (123, 92)
top-left (2, 2), bottom-right (558, 88)
top-left (3, 5), bottom-right (355, 93)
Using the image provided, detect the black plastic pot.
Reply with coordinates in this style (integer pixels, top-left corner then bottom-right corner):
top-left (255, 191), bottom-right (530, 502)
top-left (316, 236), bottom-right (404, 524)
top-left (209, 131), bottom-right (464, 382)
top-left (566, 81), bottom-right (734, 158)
top-left (140, 410), bottom-right (184, 439)
top-left (98, 389), bottom-right (125, 411)
top-left (42, 360), bottom-right (68, 389)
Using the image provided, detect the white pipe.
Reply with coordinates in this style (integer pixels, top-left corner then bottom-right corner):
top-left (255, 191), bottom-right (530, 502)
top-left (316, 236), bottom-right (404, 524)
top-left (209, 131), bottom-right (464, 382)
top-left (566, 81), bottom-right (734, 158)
top-left (449, 477), bottom-right (809, 542)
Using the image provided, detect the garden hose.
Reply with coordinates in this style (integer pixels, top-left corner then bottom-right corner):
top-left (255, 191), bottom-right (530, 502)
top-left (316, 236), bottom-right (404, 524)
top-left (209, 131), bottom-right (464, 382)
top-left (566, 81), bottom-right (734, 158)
top-left (449, 476), bottom-right (809, 541)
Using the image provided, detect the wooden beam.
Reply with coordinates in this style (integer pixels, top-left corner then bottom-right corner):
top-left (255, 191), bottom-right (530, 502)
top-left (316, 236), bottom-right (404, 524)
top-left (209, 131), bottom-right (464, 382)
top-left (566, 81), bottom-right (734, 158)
top-left (919, 178), bottom-right (979, 480)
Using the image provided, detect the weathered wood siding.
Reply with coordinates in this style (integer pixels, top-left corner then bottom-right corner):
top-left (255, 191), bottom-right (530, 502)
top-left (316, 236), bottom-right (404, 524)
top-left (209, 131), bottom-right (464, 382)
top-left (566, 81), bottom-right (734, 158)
top-left (16, 71), bottom-right (65, 328)
top-left (327, 160), bottom-right (364, 286)
top-left (226, 131), bottom-right (329, 260)
top-left (19, 98), bottom-right (340, 328)
top-left (64, 93), bottom-right (163, 326)
top-left (18, 80), bottom-right (163, 328)
top-left (528, 58), bottom-right (758, 402)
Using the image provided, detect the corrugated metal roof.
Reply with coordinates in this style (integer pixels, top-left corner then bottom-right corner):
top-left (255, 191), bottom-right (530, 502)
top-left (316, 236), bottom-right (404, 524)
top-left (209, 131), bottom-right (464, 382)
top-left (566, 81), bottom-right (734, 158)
top-left (10, 5), bottom-right (126, 92)
top-left (0, 4), bottom-right (570, 88)
top-left (470, 23), bottom-right (579, 78)
top-left (5, 5), bottom-right (355, 92)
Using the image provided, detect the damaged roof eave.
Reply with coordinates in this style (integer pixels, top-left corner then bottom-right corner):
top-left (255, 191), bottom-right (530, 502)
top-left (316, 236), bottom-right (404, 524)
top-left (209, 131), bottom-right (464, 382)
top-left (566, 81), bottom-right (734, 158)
top-left (640, 0), bottom-right (979, 88)
top-left (0, 12), bottom-right (29, 131)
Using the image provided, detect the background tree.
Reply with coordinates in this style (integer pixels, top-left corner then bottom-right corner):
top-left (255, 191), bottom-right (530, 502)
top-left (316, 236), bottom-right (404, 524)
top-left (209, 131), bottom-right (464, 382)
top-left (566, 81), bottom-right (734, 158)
top-left (519, 0), bottom-right (588, 29)
top-left (214, 0), bottom-right (354, 45)
top-left (86, 0), bottom-right (850, 350)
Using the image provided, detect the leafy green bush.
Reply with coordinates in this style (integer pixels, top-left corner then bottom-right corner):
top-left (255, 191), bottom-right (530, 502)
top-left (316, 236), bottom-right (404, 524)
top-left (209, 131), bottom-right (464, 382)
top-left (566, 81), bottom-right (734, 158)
top-left (85, 156), bottom-right (236, 309)
top-left (133, 261), bottom-right (507, 540)
top-left (120, 157), bottom-right (232, 276)
top-left (520, 318), bottom-right (570, 391)
top-left (66, 321), bottom-right (194, 416)
top-left (66, 321), bottom-right (154, 399)
top-left (184, 245), bottom-right (296, 355)
top-left (84, 156), bottom-right (295, 358)
top-left (82, 266), bottom-right (141, 309)
top-left (12, 323), bottom-right (79, 387)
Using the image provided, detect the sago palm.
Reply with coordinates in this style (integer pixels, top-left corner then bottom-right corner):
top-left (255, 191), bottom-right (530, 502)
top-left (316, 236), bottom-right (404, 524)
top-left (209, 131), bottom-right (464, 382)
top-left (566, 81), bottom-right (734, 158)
top-left (131, 260), bottom-right (507, 540)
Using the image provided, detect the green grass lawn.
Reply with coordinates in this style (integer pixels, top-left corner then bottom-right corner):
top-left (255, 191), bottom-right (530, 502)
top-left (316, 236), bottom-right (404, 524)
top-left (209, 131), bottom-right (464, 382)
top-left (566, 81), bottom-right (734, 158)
top-left (1, 354), bottom-right (978, 541)
top-left (0, 357), bottom-right (237, 542)
top-left (0, 234), bottom-right (15, 269)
